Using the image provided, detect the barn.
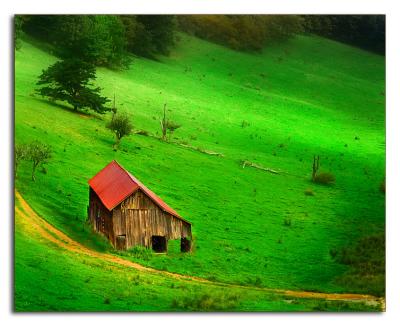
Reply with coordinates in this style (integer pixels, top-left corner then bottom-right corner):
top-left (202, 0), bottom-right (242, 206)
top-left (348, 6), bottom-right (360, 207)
top-left (88, 160), bottom-right (192, 252)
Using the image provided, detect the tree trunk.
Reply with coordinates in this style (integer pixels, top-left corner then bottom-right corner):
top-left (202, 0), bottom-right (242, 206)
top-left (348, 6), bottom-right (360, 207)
top-left (161, 103), bottom-right (167, 141)
top-left (312, 155), bottom-right (320, 181)
top-left (114, 134), bottom-right (120, 149)
top-left (32, 163), bottom-right (37, 181)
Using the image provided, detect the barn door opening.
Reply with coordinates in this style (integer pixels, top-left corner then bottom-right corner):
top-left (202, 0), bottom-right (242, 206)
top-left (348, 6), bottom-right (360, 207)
top-left (151, 236), bottom-right (167, 253)
top-left (181, 237), bottom-right (191, 253)
top-left (116, 235), bottom-right (126, 250)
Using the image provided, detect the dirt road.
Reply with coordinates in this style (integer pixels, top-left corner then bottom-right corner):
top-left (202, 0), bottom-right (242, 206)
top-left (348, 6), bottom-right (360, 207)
top-left (15, 191), bottom-right (385, 309)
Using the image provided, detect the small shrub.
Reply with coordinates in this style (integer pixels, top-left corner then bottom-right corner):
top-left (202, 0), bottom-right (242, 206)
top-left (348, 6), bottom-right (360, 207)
top-left (166, 121), bottom-right (181, 133)
top-left (106, 112), bottom-right (133, 148)
top-left (283, 218), bottom-right (292, 227)
top-left (313, 172), bottom-right (335, 185)
top-left (104, 297), bottom-right (111, 304)
top-left (131, 275), bottom-right (141, 286)
top-left (304, 188), bottom-right (314, 196)
top-left (241, 120), bottom-right (250, 128)
top-left (253, 276), bottom-right (263, 287)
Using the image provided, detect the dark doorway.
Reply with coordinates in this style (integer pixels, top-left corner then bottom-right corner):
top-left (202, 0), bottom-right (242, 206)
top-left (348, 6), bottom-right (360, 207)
top-left (181, 237), bottom-right (191, 252)
top-left (152, 236), bottom-right (167, 253)
top-left (116, 235), bottom-right (126, 250)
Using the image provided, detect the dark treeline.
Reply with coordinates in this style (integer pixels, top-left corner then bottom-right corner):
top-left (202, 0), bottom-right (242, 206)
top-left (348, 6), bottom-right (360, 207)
top-left (18, 15), bottom-right (385, 68)
top-left (303, 15), bottom-right (385, 54)
top-left (177, 15), bottom-right (304, 51)
top-left (180, 15), bottom-right (385, 54)
top-left (21, 15), bottom-right (176, 68)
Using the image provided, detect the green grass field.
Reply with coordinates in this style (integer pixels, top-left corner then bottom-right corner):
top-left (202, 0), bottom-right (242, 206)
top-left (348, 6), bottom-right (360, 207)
top-left (14, 33), bottom-right (385, 311)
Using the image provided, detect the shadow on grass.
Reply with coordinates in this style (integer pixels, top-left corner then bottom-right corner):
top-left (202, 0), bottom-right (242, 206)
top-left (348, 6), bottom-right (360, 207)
top-left (33, 97), bottom-right (103, 119)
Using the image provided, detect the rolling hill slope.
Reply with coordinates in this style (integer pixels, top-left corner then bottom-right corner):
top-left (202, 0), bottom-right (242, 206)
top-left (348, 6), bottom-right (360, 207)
top-left (14, 33), bottom-right (385, 310)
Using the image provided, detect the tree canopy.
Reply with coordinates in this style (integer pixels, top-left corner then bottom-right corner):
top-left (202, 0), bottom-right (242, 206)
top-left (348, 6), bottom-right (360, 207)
top-left (120, 15), bottom-right (176, 58)
top-left (36, 58), bottom-right (110, 113)
top-left (106, 112), bottom-right (133, 148)
top-left (23, 15), bottom-right (128, 67)
top-left (303, 15), bottom-right (385, 54)
top-left (177, 15), bottom-right (305, 52)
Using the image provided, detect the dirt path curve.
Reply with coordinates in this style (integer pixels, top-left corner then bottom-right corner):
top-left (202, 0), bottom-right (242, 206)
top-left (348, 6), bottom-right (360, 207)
top-left (15, 191), bottom-right (384, 309)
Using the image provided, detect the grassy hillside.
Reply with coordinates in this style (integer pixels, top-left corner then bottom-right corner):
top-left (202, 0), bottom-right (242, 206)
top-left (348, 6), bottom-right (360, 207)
top-left (14, 33), bottom-right (385, 310)
top-left (15, 194), bottom-right (378, 312)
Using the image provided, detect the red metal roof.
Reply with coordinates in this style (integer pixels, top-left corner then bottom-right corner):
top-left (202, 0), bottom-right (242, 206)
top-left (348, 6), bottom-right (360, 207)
top-left (88, 160), bottom-right (187, 222)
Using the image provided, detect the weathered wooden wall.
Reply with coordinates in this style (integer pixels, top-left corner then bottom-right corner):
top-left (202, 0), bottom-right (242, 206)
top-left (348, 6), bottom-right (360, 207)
top-left (88, 188), bottom-right (113, 241)
top-left (112, 189), bottom-right (192, 250)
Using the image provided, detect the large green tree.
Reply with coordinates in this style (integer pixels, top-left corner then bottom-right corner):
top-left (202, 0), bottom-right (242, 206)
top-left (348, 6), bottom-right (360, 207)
top-left (36, 58), bottom-right (110, 113)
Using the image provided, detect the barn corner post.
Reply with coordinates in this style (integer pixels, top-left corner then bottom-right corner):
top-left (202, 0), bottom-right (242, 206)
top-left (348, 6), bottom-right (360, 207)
top-left (87, 186), bottom-right (92, 224)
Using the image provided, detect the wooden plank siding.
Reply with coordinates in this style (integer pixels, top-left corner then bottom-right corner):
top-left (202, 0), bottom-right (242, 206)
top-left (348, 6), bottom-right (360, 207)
top-left (88, 188), bottom-right (114, 242)
top-left (112, 190), bottom-right (191, 250)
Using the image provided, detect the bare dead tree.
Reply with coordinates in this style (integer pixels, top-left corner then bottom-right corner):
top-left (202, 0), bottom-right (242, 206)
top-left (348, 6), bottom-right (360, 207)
top-left (160, 103), bottom-right (181, 142)
top-left (111, 94), bottom-right (117, 121)
top-left (160, 103), bottom-right (168, 141)
top-left (312, 155), bottom-right (320, 182)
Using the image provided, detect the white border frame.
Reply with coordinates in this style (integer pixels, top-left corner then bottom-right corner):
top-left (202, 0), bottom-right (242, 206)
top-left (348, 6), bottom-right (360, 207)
top-left (2, 1), bottom-right (400, 325)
